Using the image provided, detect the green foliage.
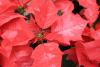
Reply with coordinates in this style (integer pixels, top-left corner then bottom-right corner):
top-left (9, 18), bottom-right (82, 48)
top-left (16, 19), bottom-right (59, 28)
top-left (61, 54), bottom-right (76, 67)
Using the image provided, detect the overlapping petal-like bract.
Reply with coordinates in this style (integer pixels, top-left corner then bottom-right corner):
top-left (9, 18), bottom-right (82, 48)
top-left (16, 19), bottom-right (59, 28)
top-left (0, 0), bottom-right (22, 27)
top-left (0, 18), bottom-right (34, 57)
top-left (83, 40), bottom-right (100, 63)
top-left (46, 13), bottom-right (87, 45)
top-left (31, 42), bottom-right (62, 67)
top-left (2, 45), bottom-right (33, 67)
top-left (65, 41), bottom-right (99, 67)
top-left (27, 0), bottom-right (58, 29)
top-left (78, 0), bottom-right (99, 25)
top-left (0, 0), bottom-right (99, 67)
top-left (10, 0), bottom-right (31, 7)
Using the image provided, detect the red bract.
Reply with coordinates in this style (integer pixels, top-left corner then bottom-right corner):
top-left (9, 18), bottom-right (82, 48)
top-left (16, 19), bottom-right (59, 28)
top-left (82, 26), bottom-right (95, 42)
top-left (2, 45), bottom-right (33, 67)
top-left (65, 41), bottom-right (99, 67)
top-left (91, 29), bottom-right (100, 40)
top-left (82, 25), bottom-right (100, 41)
top-left (27, 0), bottom-right (58, 29)
top-left (0, 0), bottom-right (25, 27)
top-left (10, 0), bottom-right (31, 7)
top-left (31, 42), bottom-right (62, 67)
top-left (45, 0), bottom-right (88, 45)
top-left (0, 11), bottom-right (22, 27)
top-left (0, 18), bottom-right (34, 57)
top-left (82, 26), bottom-right (91, 36)
top-left (54, 0), bottom-right (74, 14)
top-left (0, 0), bottom-right (33, 27)
top-left (0, 0), bottom-right (14, 14)
top-left (95, 22), bottom-right (100, 30)
top-left (0, 0), bottom-right (99, 67)
top-left (27, 16), bottom-right (40, 33)
top-left (83, 40), bottom-right (100, 63)
top-left (1, 18), bottom-right (34, 45)
top-left (75, 41), bottom-right (99, 67)
top-left (78, 0), bottom-right (99, 26)
top-left (46, 13), bottom-right (87, 45)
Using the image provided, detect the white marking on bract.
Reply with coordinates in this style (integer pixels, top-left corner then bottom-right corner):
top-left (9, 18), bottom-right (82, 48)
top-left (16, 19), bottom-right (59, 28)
top-left (34, 8), bottom-right (40, 12)
top-left (2, 30), bottom-right (18, 40)
top-left (51, 64), bottom-right (56, 67)
top-left (47, 53), bottom-right (56, 59)
top-left (0, 1), bottom-right (2, 6)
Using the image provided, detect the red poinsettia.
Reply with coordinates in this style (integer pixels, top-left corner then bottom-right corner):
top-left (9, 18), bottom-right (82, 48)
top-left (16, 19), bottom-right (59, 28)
top-left (64, 41), bottom-right (100, 67)
top-left (0, 18), bottom-right (34, 58)
top-left (31, 42), bottom-right (62, 67)
top-left (0, 0), bottom-right (36, 58)
top-left (1, 45), bottom-right (33, 67)
top-left (0, 43), bottom-right (62, 67)
top-left (0, 0), bottom-right (22, 27)
top-left (64, 22), bottom-right (100, 67)
top-left (27, 0), bottom-right (58, 29)
top-left (0, 0), bottom-right (99, 67)
top-left (46, 0), bottom-right (87, 45)
top-left (78, 0), bottom-right (99, 26)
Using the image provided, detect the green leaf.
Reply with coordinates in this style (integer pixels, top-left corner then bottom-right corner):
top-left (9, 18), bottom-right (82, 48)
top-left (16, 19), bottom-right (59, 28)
top-left (61, 54), bottom-right (76, 67)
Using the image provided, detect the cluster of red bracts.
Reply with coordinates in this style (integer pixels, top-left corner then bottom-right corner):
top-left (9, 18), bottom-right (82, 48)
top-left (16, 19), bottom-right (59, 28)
top-left (0, 0), bottom-right (100, 67)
